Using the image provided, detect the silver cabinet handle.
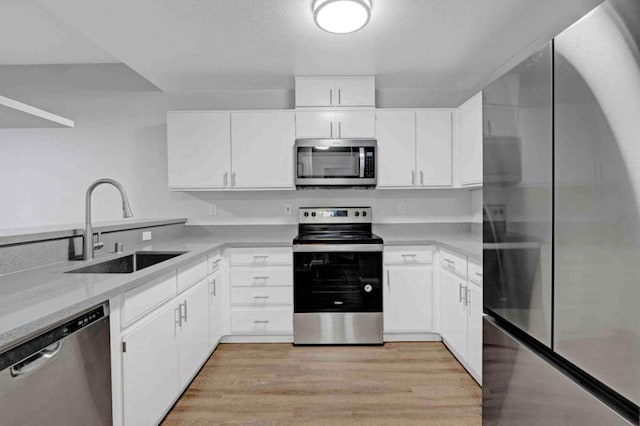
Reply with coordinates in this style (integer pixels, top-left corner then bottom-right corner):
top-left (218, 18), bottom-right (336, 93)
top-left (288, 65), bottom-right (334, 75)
top-left (411, 170), bottom-right (415, 185)
top-left (330, 121), bottom-right (333, 138)
top-left (444, 258), bottom-right (455, 264)
top-left (338, 121), bottom-right (342, 138)
top-left (175, 305), bottom-right (182, 328)
top-left (387, 270), bottom-right (391, 292)
top-left (253, 295), bottom-right (270, 299)
top-left (487, 119), bottom-right (492, 136)
top-left (401, 254), bottom-right (417, 261)
top-left (10, 341), bottom-right (62, 377)
top-left (210, 278), bottom-right (217, 296)
top-left (330, 89), bottom-right (333, 105)
top-left (420, 170), bottom-right (424, 185)
top-left (475, 272), bottom-right (483, 278)
top-left (223, 172), bottom-right (228, 187)
top-left (231, 172), bottom-right (236, 186)
top-left (338, 88), bottom-right (341, 104)
top-left (459, 283), bottom-right (463, 303)
top-left (253, 255), bottom-right (269, 262)
top-left (466, 288), bottom-right (471, 307)
top-left (182, 300), bottom-right (188, 322)
top-left (253, 275), bottom-right (269, 281)
top-left (253, 320), bottom-right (270, 324)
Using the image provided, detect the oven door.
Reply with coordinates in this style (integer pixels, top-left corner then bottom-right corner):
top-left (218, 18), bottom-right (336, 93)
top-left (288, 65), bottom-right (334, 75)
top-left (295, 139), bottom-right (376, 187)
top-left (293, 245), bottom-right (383, 313)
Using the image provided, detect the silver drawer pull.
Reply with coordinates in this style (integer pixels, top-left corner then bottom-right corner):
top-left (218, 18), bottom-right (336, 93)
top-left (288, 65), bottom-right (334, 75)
top-left (401, 254), bottom-right (417, 259)
top-left (475, 272), bottom-right (483, 277)
top-left (253, 255), bottom-right (269, 261)
top-left (253, 295), bottom-right (270, 299)
top-left (210, 258), bottom-right (222, 266)
top-left (253, 276), bottom-right (269, 281)
top-left (444, 258), bottom-right (455, 264)
top-left (253, 320), bottom-right (270, 324)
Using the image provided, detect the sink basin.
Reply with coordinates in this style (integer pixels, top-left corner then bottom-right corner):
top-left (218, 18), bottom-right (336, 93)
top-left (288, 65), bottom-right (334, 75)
top-left (66, 251), bottom-right (188, 274)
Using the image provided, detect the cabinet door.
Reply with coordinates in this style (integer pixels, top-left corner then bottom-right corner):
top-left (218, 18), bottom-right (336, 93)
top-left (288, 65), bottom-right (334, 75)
top-left (231, 111), bottom-right (295, 188)
top-left (376, 110), bottom-right (416, 188)
top-left (167, 112), bottom-right (231, 189)
top-left (122, 304), bottom-right (180, 426)
top-left (334, 78), bottom-right (375, 107)
top-left (295, 78), bottom-right (335, 107)
top-left (383, 266), bottom-right (433, 333)
top-left (334, 110), bottom-right (375, 138)
top-left (467, 283), bottom-right (483, 383)
top-left (295, 111), bottom-right (334, 138)
top-left (416, 111), bottom-right (452, 186)
top-left (178, 278), bottom-right (211, 387)
top-left (439, 268), bottom-right (467, 359)
top-left (208, 268), bottom-right (224, 347)
top-left (459, 92), bottom-right (483, 186)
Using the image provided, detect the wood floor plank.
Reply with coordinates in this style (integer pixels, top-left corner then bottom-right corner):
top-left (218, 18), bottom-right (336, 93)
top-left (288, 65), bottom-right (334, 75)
top-left (162, 342), bottom-right (481, 425)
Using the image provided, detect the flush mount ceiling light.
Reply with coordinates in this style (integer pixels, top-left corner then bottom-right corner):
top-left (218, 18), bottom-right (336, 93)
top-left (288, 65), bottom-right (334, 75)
top-left (313, 0), bottom-right (372, 34)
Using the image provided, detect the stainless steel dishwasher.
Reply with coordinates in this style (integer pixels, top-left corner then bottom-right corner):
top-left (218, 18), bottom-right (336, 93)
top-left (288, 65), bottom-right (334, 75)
top-left (0, 303), bottom-right (112, 425)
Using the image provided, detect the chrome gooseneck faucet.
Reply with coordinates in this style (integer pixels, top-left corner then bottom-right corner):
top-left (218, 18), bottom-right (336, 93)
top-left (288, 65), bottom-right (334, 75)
top-left (84, 178), bottom-right (134, 261)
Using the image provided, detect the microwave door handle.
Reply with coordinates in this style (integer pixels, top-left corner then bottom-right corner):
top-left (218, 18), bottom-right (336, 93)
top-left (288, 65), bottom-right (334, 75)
top-left (359, 147), bottom-right (365, 178)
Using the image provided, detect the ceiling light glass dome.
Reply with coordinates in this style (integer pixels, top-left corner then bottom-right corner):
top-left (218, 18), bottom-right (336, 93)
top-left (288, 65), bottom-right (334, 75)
top-left (313, 0), bottom-right (372, 34)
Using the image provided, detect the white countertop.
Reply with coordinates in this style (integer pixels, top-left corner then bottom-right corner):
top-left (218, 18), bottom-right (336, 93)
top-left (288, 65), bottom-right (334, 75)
top-left (0, 224), bottom-right (481, 352)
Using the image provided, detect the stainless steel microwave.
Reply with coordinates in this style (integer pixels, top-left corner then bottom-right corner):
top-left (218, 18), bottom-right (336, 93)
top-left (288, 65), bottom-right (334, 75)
top-left (295, 139), bottom-right (377, 188)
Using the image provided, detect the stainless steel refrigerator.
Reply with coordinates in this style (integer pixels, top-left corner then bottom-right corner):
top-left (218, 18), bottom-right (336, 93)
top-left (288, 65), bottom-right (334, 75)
top-left (482, 0), bottom-right (640, 424)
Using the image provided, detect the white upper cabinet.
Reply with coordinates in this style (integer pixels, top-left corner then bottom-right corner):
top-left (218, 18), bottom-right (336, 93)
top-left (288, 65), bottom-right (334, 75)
top-left (376, 110), bottom-right (416, 188)
top-left (167, 112), bottom-right (231, 189)
top-left (333, 78), bottom-right (375, 107)
top-left (334, 110), bottom-right (375, 138)
top-left (295, 111), bottom-right (334, 138)
top-left (295, 76), bottom-right (375, 108)
top-left (231, 111), bottom-right (295, 189)
top-left (295, 110), bottom-right (375, 139)
top-left (416, 110), bottom-right (453, 187)
top-left (458, 92), bottom-right (483, 186)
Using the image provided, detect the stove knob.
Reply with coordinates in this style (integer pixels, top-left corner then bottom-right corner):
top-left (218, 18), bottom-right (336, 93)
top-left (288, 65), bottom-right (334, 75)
top-left (355, 211), bottom-right (360, 217)
top-left (304, 212), bottom-right (309, 217)
top-left (311, 212), bottom-right (316, 217)
top-left (364, 284), bottom-right (373, 293)
top-left (362, 211), bottom-right (367, 217)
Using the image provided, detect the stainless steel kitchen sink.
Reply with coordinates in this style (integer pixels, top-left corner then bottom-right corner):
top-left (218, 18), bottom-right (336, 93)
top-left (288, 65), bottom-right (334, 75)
top-left (66, 251), bottom-right (188, 274)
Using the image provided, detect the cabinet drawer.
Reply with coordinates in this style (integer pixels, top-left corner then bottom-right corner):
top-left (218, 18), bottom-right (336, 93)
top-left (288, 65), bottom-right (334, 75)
top-left (230, 266), bottom-right (292, 287)
top-left (384, 246), bottom-right (433, 264)
top-left (440, 248), bottom-right (468, 277)
top-left (231, 286), bottom-right (293, 306)
top-left (122, 272), bottom-right (177, 327)
top-left (468, 259), bottom-right (483, 285)
top-left (231, 308), bottom-right (293, 333)
top-left (207, 252), bottom-right (223, 275)
top-left (177, 258), bottom-right (208, 292)
top-left (230, 247), bottom-right (292, 266)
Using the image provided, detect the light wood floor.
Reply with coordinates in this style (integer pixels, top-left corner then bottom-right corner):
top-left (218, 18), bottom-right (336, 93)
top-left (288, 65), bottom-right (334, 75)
top-left (162, 342), bottom-right (481, 425)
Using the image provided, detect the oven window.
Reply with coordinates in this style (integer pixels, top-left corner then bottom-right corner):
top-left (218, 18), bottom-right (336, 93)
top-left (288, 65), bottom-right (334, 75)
top-left (294, 251), bottom-right (382, 313)
top-left (297, 147), bottom-right (361, 178)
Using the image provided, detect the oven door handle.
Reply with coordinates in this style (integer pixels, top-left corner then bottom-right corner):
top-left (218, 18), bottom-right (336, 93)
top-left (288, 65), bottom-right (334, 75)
top-left (293, 244), bottom-right (383, 253)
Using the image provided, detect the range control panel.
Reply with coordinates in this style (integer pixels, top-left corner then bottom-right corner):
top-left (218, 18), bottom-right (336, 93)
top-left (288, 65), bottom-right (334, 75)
top-left (299, 207), bottom-right (372, 224)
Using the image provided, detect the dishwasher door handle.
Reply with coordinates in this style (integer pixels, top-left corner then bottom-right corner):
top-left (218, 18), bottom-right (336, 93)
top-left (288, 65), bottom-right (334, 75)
top-left (10, 341), bottom-right (62, 378)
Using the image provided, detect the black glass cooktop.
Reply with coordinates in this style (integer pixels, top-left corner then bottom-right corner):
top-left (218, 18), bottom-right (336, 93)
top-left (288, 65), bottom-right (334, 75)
top-left (293, 232), bottom-right (383, 245)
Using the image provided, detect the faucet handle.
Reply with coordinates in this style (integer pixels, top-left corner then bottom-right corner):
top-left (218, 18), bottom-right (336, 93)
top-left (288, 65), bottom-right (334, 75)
top-left (93, 232), bottom-right (104, 251)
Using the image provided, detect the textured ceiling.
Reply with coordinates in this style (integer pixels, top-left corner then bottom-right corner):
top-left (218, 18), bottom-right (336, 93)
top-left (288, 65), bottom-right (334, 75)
top-left (0, 0), bottom-right (116, 65)
top-left (27, 0), bottom-right (603, 94)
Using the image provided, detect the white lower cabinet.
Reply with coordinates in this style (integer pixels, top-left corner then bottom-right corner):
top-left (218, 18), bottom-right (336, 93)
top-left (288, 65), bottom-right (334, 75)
top-left (208, 267), bottom-right (224, 347)
top-left (383, 246), bottom-right (434, 335)
top-left (177, 279), bottom-right (211, 388)
top-left (439, 254), bottom-right (483, 384)
top-left (122, 303), bottom-right (180, 426)
top-left (440, 267), bottom-right (469, 359)
top-left (384, 266), bottom-right (433, 333)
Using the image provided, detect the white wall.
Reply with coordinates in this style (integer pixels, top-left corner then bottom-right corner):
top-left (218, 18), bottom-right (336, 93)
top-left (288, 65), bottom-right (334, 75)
top-left (0, 64), bottom-right (476, 230)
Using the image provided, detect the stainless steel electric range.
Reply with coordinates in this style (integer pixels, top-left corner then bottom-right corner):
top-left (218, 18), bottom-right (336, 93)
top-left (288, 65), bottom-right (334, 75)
top-left (293, 207), bottom-right (383, 345)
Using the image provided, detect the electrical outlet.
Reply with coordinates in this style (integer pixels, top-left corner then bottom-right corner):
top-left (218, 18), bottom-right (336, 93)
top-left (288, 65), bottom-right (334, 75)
top-left (142, 231), bottom-right (152, 241)
top-left (209, 204), bottom-right (217, 216)
top-left (284, 203), bottom-right (292, 215)
top-left (398, 202), bottom-right (407, 214)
